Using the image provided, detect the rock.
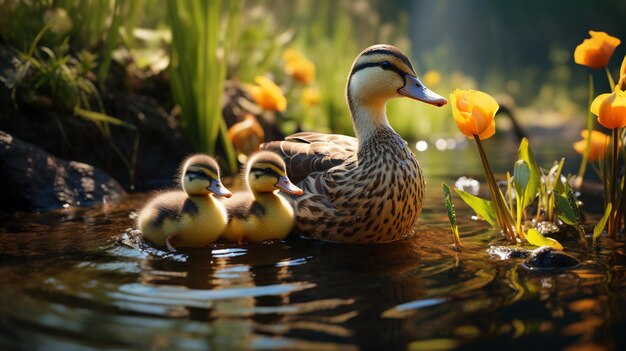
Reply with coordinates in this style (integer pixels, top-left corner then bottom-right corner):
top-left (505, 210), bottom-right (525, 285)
top-left (0, 42), bottom-right (194, 190)
top-left (522, 246), bottom-right (580, 271)
top-left (0, 130), bottom-right (126, 212)
top-left (487, 245), bottom-right (532, 259)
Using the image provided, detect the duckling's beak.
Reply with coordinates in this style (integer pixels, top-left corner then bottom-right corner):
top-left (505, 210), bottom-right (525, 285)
top-left (398, 74), bottom-right (447, 107)
top-left (275, 176), bottom-right (304, 196)
top-left (208, 180), bottom-right (233, 198)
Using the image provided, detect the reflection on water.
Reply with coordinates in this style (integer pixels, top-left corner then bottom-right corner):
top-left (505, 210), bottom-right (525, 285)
top-left (1, 144), bottom-right (625, 350)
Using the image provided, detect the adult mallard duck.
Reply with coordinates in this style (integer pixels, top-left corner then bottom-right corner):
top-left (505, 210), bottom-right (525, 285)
top-left (222, 151), bottom-right (303, 243)
top-left (261, 44), bottom-right (447, 243)
top-left (137, 154), bottom-right (232, 251)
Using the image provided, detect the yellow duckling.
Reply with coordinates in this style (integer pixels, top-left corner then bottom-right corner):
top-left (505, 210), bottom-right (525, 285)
top-left (136, 154), bottom-right (232, 251)
top-left (222, 151), bottom-right (303, 243)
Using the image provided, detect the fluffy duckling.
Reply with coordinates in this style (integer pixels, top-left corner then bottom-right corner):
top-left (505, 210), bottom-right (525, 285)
top-left (222, 151), bottom-right (303, 243)
top-left (137, 154), bottom-right (232, 251)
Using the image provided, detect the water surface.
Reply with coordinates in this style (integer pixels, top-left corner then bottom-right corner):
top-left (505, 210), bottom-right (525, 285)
top-left (1, 140), bottom-right (625, 350)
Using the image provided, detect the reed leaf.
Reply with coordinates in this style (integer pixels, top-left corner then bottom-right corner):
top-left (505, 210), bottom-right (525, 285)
top-left (167, 0), bottom-right (236, 173)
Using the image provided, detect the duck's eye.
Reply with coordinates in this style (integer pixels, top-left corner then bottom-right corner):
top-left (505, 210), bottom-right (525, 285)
top-left (265, 167), bottom-right (272, 174)
top-left (381, 61), bottom-right (391, 70)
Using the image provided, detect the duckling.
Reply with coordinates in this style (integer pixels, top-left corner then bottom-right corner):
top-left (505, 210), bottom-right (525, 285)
top-left (136, 154), bottom-right (232, 251)
top-left (222, 151), bottom-right (303, 243)
top-left (261, 44), bottom-right (447, 243)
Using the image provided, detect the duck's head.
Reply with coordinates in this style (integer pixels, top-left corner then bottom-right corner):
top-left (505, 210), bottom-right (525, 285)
top-left (246, 151), bottom-right (303, 195)
top-left (346, 44), bottom-right (447, 136)
top-left (180, 154), bottom-right (232, 197)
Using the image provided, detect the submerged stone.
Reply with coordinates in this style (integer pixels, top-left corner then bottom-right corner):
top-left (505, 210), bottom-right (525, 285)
top-left (522, 246), bottom-right (580, 271)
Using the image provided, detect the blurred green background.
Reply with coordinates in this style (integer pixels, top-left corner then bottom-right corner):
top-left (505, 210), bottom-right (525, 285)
top-left (1, 0), bottom-right (625, 170)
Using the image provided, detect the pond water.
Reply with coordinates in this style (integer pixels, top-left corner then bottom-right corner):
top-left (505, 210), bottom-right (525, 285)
top-left (1, 138), bottom-right (625, 350)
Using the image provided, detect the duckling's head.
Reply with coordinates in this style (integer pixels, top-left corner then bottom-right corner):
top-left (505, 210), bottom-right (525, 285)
top-left (246, 151), bottom-right (303, 195)
top-left (180, 154), bottom-right (232, 198)
top-left (346, 45), bottom-right (447, 137)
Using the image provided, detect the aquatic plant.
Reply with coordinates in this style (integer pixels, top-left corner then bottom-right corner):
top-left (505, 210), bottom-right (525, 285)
top-left (573, 31), bottom-right (621, 187)
top-left (590, 86), bottom-right (626, 237)
top-left (450, 89), bottom-right (517, 240)
top-left (572, 30), bottom-right (626, 240)
top-left (448, 89), bottom-right (594, 248)
top-left (442, 182), bottom-right (462, 247)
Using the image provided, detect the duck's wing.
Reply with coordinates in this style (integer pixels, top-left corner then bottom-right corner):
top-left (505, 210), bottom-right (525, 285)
top-left (261, 132), bottom-right (358, 183)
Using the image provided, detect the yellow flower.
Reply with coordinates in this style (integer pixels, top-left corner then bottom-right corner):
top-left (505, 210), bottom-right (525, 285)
top-left (621, 55), bottom-right (626, 77)
top-left (574, 31), bottom-right (621, 69)
top-left (248, 76), bottom-right (287, 112)
top-left (450, 89), bottom-right (499, 140)
top-left (590, 87), bottom-right (626, 129)
top-left (301, 87), bottom-right (320, 107)
top-left (573, 130), bottom-right (611, 162)
top-left (282, 49), bottom-right (315, 84)
top-left (422, 70), bottom-right (442, 87)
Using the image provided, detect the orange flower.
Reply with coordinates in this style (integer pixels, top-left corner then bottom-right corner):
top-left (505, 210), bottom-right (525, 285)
top-left (282, 49), bottom-right (315, 84)
top-left (450, 89), bottom-right (499, 140)
top-left (573, 130), bottom-right (611, 162)
top-left (574, 31), bottom-right (621, 69)
top-left (590, 87), bottom-right (626, 129)
top-left (621, 55), bottom-right (626, 77)
top-left (301, 87), bottom-right (320, 107)
top-left (249, 76), bottom-right (287, 112)
top-left (228, 114), bottom-right (264, 155)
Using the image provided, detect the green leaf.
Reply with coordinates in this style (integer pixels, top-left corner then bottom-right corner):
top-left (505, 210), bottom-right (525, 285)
top-left (593, 203), bottom-right (612, 241)
top-left (454, 188), bottom-right (497, 226)
top-left (526, 228), bottom-right (564, 250)
top-left (518, 138), bottom-right (541, 209)
top-left (443, 183), bottom-right (461, 246)
top-left (513, 159), bottom-right (530, 207)
top-left (555, 193), bottom-right (580, 226)
top-left (74, 107), bottom-right (136, 130)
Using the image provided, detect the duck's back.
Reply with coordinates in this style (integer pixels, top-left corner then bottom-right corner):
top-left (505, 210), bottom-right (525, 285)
top-left (263, 127), bottom-right (424, 243)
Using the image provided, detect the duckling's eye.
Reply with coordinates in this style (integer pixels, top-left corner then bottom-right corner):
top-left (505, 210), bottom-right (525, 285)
top-left (264, 167), bottom-right (272, 174)
top-left (381, 61), bottom-right (391, 70)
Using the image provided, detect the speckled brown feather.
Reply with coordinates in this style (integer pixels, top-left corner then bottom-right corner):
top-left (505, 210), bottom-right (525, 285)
top-left (261, 132), bottom-right (358, 184)
top-left (262, 126), bottom-right (424, 243)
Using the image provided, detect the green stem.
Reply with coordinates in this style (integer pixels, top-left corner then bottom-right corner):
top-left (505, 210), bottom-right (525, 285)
top-left (609, 128), bottom-right (619, 237)
top-left (605, 66), bottom-right (616, 90)
top-left (575, 75), bottom-right (595, 188)
top-left (474, 135), bottom-right (517, 241)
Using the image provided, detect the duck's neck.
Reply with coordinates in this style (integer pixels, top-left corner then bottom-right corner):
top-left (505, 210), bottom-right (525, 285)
top-left (349, 100), bottom-right (392, 146)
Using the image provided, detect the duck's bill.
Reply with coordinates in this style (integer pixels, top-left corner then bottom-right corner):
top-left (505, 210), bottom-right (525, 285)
top-left (275, 176), bottom-right (304, 196)
top-left (208, 180), bottom-right (232, 198)
top-left (398, 74), bottom-right (447, 107)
